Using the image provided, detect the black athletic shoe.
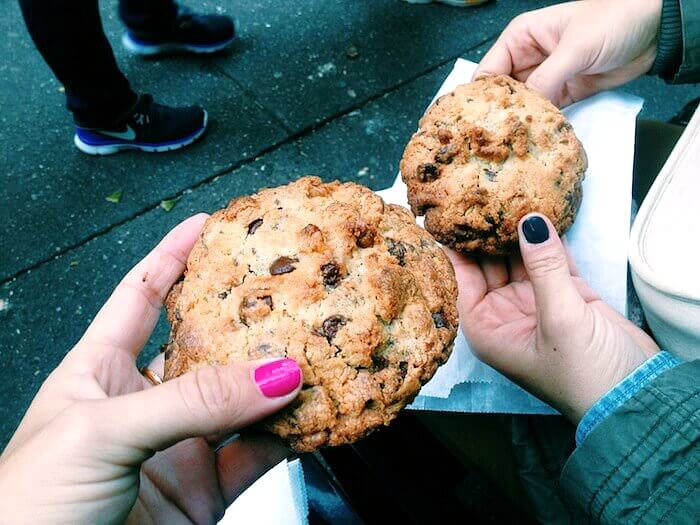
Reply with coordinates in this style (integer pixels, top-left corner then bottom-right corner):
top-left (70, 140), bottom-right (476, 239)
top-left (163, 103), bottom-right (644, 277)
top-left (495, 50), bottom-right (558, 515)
top-left (122, 5), bottom-right (236, 56)
top-left (74, 94), bottom-right (207, 155)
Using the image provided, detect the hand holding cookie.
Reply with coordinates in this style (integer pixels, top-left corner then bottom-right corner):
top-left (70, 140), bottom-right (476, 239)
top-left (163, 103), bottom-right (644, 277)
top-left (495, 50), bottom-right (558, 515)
top-left (475, 0), bottom-right (662, 107)
top-left (449, 213), bottom-right (659, 422)
top-left (0, 215), bottom-right (301, 524)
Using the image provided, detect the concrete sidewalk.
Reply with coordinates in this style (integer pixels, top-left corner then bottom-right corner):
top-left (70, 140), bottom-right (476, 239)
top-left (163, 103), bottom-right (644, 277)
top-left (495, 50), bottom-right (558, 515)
top-left (0, 0), bottom-right (696, 455)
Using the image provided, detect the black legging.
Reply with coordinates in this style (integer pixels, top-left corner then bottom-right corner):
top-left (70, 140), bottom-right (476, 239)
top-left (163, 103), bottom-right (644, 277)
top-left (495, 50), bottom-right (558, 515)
top-left (18, 0), bottom-right (176, 127)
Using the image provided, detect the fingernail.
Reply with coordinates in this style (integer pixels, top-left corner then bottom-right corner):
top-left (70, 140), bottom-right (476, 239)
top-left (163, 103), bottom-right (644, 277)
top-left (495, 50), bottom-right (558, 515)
top-left (254, 359), bottom-right (302, 398)
top-left (522, 216), bottom-right (549, 244)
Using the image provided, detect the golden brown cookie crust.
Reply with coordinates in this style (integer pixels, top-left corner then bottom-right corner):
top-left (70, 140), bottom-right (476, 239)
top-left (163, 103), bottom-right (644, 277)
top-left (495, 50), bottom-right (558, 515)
top-left (400, 74), bottom-right (587, 255)
top-left (163, 176), bottom-right (458, 451)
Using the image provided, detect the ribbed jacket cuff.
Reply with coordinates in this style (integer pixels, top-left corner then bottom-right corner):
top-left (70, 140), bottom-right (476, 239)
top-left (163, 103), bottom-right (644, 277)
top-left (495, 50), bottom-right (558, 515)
top-left (649, 0), bottom-right (683, 79)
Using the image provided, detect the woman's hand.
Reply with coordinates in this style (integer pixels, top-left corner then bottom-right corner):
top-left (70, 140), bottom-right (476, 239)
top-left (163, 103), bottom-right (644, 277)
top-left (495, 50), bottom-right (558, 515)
top-left (0, 215), bottom-right (302, 525)
top-left (475, 0), bottom-right (662, 106)
top-left (449, 214), bottom-right (659, 422)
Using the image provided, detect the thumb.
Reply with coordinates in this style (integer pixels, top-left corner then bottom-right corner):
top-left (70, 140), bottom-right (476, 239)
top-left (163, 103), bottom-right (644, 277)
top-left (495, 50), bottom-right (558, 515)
top-left (525, 45), bottom-right (585, 105)
top-left (97, 358), bottom-right (302, 456)
top-left (518, 214), bottom-right (584, 329)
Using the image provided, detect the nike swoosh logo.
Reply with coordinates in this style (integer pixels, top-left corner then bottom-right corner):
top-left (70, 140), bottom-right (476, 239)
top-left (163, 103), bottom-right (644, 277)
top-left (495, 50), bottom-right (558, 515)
top-left (99, 125), bottom-right (136, 141)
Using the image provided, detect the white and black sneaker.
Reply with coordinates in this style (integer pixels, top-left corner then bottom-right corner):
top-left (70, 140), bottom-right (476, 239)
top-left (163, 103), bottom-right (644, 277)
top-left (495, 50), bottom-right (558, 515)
top-left (74, 94), bottom-right (207, 155)
top-left (122, 5), bottom-right (236, 56)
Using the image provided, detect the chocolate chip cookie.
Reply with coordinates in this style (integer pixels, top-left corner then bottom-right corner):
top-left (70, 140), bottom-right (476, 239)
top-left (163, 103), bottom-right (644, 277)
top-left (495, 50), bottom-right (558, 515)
top-left (401, 74), bottom-right (587, 255)
top-left (163, 177), bottom-right (458, 451)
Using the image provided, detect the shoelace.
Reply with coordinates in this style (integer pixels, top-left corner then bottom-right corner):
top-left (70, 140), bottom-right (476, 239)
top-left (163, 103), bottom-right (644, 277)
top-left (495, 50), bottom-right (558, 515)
top-left (129, 95), bottom-right (164, 130)
top-left (175, 5), bottom-right (210, 31)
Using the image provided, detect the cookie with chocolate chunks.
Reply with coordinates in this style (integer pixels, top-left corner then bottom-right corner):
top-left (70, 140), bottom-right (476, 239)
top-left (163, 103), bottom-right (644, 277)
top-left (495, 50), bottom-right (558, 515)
top-left (400, 74), bottom-right (587, 255)
top-left (163, 177), bottom-right (458, 451)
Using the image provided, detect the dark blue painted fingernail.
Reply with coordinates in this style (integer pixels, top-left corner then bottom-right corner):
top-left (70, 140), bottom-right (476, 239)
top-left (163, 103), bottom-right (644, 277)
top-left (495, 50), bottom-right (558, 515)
top-left (522, 216), bottom-right (549, 244)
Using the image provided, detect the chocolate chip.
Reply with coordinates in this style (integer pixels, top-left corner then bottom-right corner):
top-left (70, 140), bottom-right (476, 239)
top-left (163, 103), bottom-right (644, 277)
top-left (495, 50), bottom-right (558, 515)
top-left (239, 294), bottom-right (274, 326)
top-left (559, 121), bottom-right (573, 132)
top-left (247, 218), bottom-right (263, 235)
top-left (437, 129), bottom-right (453, 144)
top-left (218, 290), bottom-right (229, 299)
top-left (435, 145), bottom-right (458, 164)
top-left (371, 354), bottom-right (388, 370)
top-left (399, 361), bottom-right (408, 374)
top-left (354, 222), bottom-right (376, 248)
top-left (321, 262), bottom-right (341, 286)
top-left (386, 239), bottom-right (407, 266)
top-left (417, 163), bottom-right (440, 182)
top-left (432, 311), bottom-right (448, 329)
top-left (319, 315), bottom-right (347, 342)
top-left (364, 400), bottom-right (379, 411)
top-left (270, 256), bottom-right (298, 275)
top-left (483, 169), bottom-right (497, 181)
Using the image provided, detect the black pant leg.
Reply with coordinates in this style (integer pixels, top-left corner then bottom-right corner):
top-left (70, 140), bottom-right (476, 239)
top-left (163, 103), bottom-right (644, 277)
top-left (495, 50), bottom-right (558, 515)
top-left (18, 0), bottom-right (137, 127)
top-left (119, 0), bottom-right (178, 37)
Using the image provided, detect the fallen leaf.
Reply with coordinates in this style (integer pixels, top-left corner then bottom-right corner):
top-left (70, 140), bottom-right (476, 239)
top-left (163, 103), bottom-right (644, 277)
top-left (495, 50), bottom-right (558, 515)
top-left (106, 190), bottom-right (122, 203)
top-left (160, 197), bottom-right (181, 212)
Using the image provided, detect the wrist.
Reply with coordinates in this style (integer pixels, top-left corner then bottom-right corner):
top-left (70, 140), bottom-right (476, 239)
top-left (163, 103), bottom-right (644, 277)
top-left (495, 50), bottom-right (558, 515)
top-left (558, 345), bottom-right (655, 423)
top-left (575, 351), bottom-right (681, 444)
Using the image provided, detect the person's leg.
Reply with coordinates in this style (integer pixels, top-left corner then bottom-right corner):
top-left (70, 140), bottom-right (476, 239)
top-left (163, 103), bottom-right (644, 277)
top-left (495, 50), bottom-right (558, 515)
top-left (18, 0), bottom-right (137, 128)
top-left (119, 0), bottom-right (236, 55)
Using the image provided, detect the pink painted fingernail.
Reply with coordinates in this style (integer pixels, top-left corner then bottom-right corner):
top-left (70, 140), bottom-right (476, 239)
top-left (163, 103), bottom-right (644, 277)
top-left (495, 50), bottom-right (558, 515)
top-left (254, 358), bottom-right (302, 398)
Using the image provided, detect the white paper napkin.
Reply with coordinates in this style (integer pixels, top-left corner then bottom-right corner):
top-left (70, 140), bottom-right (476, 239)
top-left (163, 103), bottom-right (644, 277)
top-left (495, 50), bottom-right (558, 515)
top-left (219, 458), bottom-right (309, 525)
top-left (377, 59), bottom-right (644, 414)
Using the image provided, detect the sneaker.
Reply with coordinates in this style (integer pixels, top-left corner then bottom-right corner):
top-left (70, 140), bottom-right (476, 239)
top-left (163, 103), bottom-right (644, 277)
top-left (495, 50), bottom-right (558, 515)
top-left (74, 94), bottom-right (207, 155)
top-left (401, 0), bottom-right (491, 6)
top-left (122, 5), bottom-right (236, 56)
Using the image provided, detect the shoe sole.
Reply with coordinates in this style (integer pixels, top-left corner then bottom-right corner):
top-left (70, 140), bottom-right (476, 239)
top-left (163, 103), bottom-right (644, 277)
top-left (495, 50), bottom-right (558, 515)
top-left (74, 111), bottom-right (208, 156)
top-left (122, 30), bottom-right (236, 56)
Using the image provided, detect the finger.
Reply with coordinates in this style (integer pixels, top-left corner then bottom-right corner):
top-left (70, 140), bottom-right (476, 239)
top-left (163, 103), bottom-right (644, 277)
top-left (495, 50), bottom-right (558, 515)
top-left (79, 214), bottom-right (208, 357)
top-left (140, 437), bottom-right (225, 525)
top-left (444, 248), bottom-right (487, 314)
top-left (94, 358), bottom-right (302, 459)
top-left (507, 255), bottom-right (528, 282)
top-left (148, 352), bottom-right (165, 378)
top-left (512, 64), bottom-right (538, 83)
top-left (474, 35), bottom-right (514, 78)
top-left (518, 214), bottom-right (585, 329)
top-left (525, 44), bottom-right (586, 105)
top-left (140, 352), bottom-right (166, 390)
top-left (217, 432), bottom-right (292, 505)
top-left (481, 256), bottom-right (509, 291)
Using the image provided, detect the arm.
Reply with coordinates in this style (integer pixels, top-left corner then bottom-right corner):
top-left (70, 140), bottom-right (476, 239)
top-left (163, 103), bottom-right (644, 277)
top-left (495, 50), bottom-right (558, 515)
top-left (450, 213), bottom-right (698, 523)
top-left (562, 359), bottom-right (700, 523)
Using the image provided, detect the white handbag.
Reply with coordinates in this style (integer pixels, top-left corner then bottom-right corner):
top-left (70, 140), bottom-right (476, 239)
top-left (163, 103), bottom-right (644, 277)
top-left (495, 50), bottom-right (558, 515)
top-left (629, 106), bottom-right (700, 361)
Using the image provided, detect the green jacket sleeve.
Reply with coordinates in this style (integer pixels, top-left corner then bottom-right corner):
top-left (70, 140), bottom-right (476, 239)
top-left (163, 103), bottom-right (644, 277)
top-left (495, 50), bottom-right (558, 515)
top-left (559, 360), bottom-right (700, 524)
top-left (650, 0), bottom-right (700, 83)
